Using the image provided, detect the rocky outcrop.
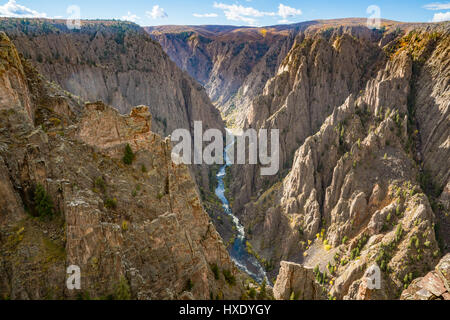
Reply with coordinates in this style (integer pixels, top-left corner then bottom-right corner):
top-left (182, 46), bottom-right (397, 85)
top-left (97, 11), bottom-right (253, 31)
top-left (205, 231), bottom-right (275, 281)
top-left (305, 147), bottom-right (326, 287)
top-left (0, 32), bottom-right (244, 300)
top-left (273, 261), bottom-right (324, 300)
top-left (401, 254), bottom-right (450, 300)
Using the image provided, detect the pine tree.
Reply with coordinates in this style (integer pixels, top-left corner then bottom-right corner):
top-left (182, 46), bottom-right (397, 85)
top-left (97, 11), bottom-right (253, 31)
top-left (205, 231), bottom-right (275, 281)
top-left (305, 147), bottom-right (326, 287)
top-left (122, 144), bottom-right (135, 165)
top-left (114, 276), bottom-right (131, 300)
top-left (34, 184), bottom-right (54, 218)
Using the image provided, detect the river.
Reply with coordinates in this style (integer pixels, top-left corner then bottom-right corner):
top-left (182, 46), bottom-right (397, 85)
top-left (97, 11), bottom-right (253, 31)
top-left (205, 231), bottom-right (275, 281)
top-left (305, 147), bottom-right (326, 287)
top-left (214, 132), bottom-right (269, 284)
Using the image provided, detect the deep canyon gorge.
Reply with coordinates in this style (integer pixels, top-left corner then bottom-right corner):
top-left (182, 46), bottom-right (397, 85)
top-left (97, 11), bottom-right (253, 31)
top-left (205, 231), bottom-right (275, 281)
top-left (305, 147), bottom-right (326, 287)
top-left (0, 16), bottom-right (449, 301)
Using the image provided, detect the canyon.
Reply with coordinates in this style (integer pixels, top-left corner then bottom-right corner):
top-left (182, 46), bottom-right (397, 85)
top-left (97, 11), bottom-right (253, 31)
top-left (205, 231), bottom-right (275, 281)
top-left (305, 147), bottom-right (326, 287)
top-left (0, 17), bottom-right (449, 300)
top-left (150, 19), bottom-right (450, 300)
top-left (0, 25), bottom-right (255, 300)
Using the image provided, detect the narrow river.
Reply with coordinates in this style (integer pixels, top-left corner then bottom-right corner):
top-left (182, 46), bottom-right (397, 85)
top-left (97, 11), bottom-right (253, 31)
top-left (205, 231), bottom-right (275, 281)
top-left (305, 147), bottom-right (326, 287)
top-left (215, 132), bottom-right (269, 284)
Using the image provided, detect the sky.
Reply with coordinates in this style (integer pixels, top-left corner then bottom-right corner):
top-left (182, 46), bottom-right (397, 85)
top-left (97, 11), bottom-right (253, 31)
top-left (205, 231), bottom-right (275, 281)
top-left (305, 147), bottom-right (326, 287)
top-left (0, 0), bottom-right (449, 27)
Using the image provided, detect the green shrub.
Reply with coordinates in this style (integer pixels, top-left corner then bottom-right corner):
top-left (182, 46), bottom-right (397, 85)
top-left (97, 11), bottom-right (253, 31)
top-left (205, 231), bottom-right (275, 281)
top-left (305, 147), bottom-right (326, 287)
top-left (350, 235), bottom-right (369, 260)
top-left (211, 264), bottom-right (220, 280)
top-left (313, 265), bottom-right (320, 275)
top-left (418, 170), bottom-right (443, 198)
top-left (258, 280), bottom-right (267, 299)
top-left (395, 224), bottom-right (403, 242)
top-left (327, 262), bottom-right (336, 275)
top-left (249, 287), bottom-right (257, 299)
top-left (114, 276), bottom-right (131, 300)
top-left (350, 247), bottom-right (360, 260)
top-left (290, 291), bottom-right (298, 300)
top-left (342, 236), bottom-right (349, 245)
top-left (122, 144), bottom-right (135, 165)
top-left (222, 269), bottom-right (236, 286)
top-left (94, 177), bottom-right (106, 193)
top-left (380, 260), bottom-right (387, 272)
top-left (376, 245), bottom-right (392, 272)
top-left (403, 272), bottom-right (414, 288)
top-left (34, 184), bottom-right (55, 218)
top-left (105, 198), bottom-right (118, 209)
top-left (414, 237), bottom-right (420, 249)
top-left (334, 253), bottom-right (340, 263)
top-left (76, 291), bottom-right (91, 300)
top-left (186, 279), bottom-right (194, 291)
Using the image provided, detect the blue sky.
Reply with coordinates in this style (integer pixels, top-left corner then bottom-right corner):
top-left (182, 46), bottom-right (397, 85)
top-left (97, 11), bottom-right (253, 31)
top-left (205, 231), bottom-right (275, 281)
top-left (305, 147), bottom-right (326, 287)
top-left (0, 0), bottom-right (449, 26)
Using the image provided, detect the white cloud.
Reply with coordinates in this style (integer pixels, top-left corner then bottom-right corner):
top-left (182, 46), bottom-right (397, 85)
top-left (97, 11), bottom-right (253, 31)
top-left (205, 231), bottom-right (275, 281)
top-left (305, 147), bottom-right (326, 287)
top-left (432, 11), bottom-right (450, 21)
top-left (277, 4), bottom-right (302, 19)
top-left (278, 19), bottom-right (290, 24)
top-left (423, 3), bottom-right (450, 10)
top-left (146, 5), bottom-right (168, 19)
top-left (122, 11), bottom-right (140, 23)
top-left (193, 13), bottom-right (218, 18)
top-left (213, 2), bottom-right (275, 25)
top-left (213, 2), bottom-right (301, 26)
top-left (0, 0), bottom-right (47, 18)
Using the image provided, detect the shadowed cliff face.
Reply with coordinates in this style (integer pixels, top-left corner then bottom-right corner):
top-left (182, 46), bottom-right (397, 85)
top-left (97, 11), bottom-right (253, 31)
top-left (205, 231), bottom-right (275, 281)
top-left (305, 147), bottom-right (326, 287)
top-left (0, 19), bottom-right (224, 138)
top-left (0, 31), bottom-right (247, 300)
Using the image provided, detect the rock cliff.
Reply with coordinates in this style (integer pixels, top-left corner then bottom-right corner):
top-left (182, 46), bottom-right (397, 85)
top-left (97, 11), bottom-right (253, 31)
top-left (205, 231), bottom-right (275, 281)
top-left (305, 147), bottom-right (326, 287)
top-left (0, 18), bottom-right (224, 138)
top-left (0, 31), bottom-right (244, 300)
top-left (148, 19), bottom-right (405, 128)
top-left (210, 22), bottom-right (449, 300)
top-left (0, 18), bottom-right (227, 203)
